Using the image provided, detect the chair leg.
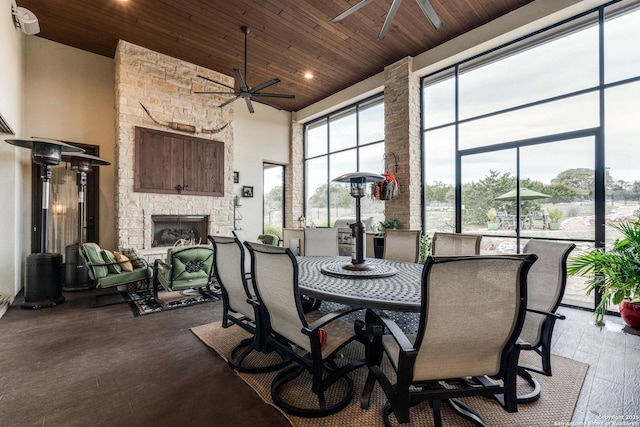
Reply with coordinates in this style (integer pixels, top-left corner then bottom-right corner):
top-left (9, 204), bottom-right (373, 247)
top-left (90, 282), bottom-right (147, 308)
top-left (432, 399), bottom-right (442, 427)
top-left (516, 366), bottom-right (542, 403)
top-left (446, 398), bottom-right (488, 427)
top-left (270, 362), bottom-right (358, 418)
top-left (228, 336), bottom-right (290, 374)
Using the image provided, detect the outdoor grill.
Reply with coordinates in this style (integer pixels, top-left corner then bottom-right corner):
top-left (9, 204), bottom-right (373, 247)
top-left (333, 217), bottom-right (375, 257)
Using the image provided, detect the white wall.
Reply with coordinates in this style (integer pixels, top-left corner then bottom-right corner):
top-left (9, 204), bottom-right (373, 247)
top-left (233, 102), bottom-right (290, 240)
top-left (24, 37), bottom-right (116, 250)
top-left (0, 0), bottom-right (28, 298)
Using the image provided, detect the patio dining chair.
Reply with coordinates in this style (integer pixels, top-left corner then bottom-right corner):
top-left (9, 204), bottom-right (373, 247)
top-left (361, 254), bottom-right (537, 426)
top-left (517, 239), bottom-right (575, 402)
top-left (431, 232), bottom-right (481, 256)
top-left (383, 229), bottom-right (422, 263)
top-left (304, 227), bottom-right (339, 256)
top-left (208, 235), bottom-right (289, 373)
top-left (244, 241), bottom-right (368, 418)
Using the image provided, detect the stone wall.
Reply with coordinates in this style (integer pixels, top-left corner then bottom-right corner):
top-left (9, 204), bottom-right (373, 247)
top-left (383, 56), bottom-right (422, 230)
top-left (287, 113), bottom-right (304, 228)
top-left (114, 41), bottom-right (235, 249)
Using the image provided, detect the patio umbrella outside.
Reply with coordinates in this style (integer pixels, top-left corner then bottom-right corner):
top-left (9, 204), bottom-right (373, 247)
top-left (495, 187), bottom-right (551, 201)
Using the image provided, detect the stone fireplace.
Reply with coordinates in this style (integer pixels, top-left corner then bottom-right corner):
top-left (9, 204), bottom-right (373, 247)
top-left (151, 215), bottom-right (209, 247)
top-left (114, 41), bottom-right (235, 250)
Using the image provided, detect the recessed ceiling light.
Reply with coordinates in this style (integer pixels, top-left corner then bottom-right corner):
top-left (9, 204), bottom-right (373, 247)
top-left (304, 72), bottom-right (314, 79)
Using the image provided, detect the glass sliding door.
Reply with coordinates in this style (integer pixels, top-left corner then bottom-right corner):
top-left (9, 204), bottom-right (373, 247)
top-left (263, 163), bottom-right (284, 239)
top-left (460, 149), bottom-right (516, 237)
top-left (459, 133), bottom-right (598, 309)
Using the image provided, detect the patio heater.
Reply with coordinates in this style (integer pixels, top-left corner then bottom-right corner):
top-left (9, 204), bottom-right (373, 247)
top-left (4, 137), bottom-right (84, 308)
top-left (61, 152), bottom-right (110, 291)
top-left (332, 172), bottom-right (384, 271)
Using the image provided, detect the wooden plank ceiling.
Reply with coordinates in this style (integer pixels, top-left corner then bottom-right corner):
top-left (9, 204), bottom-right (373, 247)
top-left (19, 0), bottom-right (533, 111)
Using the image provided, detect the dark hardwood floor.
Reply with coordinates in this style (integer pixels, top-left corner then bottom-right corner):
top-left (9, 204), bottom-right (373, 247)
top-left (0, 289), bottom-right (638, 426)
top-left (0, 289), bottom-right (289, 427)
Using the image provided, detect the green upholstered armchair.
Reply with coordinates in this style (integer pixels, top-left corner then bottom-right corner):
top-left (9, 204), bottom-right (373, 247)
top-left (257, 234), bottom-right (279, 246)
top-left (152, 246), bottom-right (217, 300)
top-left (79, 243), bottom-right (152, 308)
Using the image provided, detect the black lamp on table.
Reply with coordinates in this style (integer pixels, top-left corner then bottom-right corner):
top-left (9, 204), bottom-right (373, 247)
top-left (332, 172), bottom-right (384, 271)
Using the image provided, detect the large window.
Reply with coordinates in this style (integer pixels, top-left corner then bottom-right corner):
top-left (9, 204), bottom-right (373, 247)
top-left (263, 163), bottom-right (284, 239)
top-left (422, 1), bottom-right (640, 310)
top-left (304, 95), bottom-right (385, 228)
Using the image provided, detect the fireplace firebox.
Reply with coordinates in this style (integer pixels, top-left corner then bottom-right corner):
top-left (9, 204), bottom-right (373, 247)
top-left (151, 215), bottom-right (209, 247)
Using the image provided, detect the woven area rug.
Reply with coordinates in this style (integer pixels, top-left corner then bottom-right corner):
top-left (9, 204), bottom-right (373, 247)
top-left (126, 288), bottom-right (219, 316)
top-left (192, 321), bottom-right (588, 427)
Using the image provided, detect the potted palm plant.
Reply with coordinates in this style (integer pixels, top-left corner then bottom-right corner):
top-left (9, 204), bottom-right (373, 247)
top-left (567, 216), bottom-right (640, 328)
top-left (377, 218), bottom-right (399, 235)
top-left (547, 207), bottom-right (563, 230)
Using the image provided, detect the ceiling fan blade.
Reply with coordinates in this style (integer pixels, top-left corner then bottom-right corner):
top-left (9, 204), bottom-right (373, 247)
top-left (193, 91), bottom-right (240, 95)
top-left (253, 92), bottom-right (295, 99)
top-left (416, 0), bottom-right (442, 29)
top-left (234, 69), bottom-right (250, 93)
top-left (378, 0), bottom-right (403, 41)
top-left (244, 97), bottom-right (255, 114)
top-left (218, 95), bottom-right (241, 109)
top-left (197, 74), bottom-right (236, 91)
top-left (332, 0), bottom-right (374, 23)
top-left (250, 95), bottom-right (282, 111)
top-left (249, 78), bottom-right (280, 93)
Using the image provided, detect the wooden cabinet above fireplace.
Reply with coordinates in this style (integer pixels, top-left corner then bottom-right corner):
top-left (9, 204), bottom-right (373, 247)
top-left (134, 127), bottom-right (224, 196)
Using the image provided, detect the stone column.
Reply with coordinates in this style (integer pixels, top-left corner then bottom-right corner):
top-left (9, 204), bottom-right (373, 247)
top-left (383, 56), bottom-right (422, 230)
top-left (286, 113), bottom-right (304, 228)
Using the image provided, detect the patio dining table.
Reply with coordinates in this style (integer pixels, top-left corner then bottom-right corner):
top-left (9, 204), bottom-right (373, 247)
top-left (296, 256), bottom-right (424, 312)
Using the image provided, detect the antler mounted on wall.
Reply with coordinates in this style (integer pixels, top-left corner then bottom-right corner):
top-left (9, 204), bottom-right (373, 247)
top-left (140, 103), bottom-right (230, 134)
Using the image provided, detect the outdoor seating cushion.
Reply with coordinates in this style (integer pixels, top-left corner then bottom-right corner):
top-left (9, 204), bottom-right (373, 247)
top-left (101, 249), bottom-right (122, 274)
top-left (95, 266), bottom-right (152, 289)
top-left (82, 243), bottom-right (109, 279)
top-left (156, 246), bottom-right (214, 291)
top-left (120, 247), bottom-right (146, 269)
top-left (113, 251), bottom-right (134, 272)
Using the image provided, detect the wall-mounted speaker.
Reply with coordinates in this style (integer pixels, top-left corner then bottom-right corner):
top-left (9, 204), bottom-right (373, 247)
top-left (12, 5), bottom-right (40, 35)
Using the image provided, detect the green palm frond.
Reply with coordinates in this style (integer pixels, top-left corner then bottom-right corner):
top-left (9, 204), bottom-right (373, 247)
top-left (567, 216), bottom-right (640, 326)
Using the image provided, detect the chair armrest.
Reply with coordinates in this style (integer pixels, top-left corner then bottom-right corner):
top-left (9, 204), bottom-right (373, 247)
top-left (129, 255), bottom-right (150, 269)
top-left (302, 306), bottom-right (364, 335)
top-left (153, 258), bottom-right (171, 275)
top-left (85, 259), bottom-right (122, 269)
top-left (368, 310), bottom-right (415, 353)
top-left (526, 307), bottom-right (566, 320)
top-left (516, 337), bottom-right (533, 349)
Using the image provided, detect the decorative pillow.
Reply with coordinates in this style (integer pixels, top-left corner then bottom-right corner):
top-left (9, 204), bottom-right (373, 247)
top-left (101, 250), bottom-right (122, 274)
top-left (113, 251), bottom-right (134, 272)
top-left (81, 243), bottom-right (108, 280)
top-left (121, 248), bottom-right (145, 269)
top-left (317, 329), bottom-right (327, 348)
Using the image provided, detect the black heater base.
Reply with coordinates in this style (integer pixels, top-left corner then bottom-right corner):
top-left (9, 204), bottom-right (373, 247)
top-left (63, 243), bottom-right (91, 291)
top-left (23, 253), bottom-right (65, 309)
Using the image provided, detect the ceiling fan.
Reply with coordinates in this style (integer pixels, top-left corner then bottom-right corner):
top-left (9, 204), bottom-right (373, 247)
top-left (195, 26), bottom-right (294, 114)
top-left (333, 0), bottom-right (442, 41)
